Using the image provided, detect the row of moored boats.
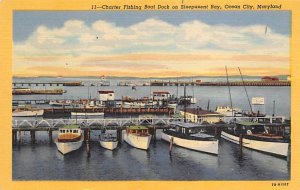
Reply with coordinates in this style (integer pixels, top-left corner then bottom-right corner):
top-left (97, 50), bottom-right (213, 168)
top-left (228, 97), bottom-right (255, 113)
top-left (55, 121), bottom-right (289, 158)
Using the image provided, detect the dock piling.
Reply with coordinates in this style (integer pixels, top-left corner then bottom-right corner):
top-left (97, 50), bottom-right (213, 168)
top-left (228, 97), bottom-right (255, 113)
top-left (30, 131), bottom-right (36, 144)
top-left (18, 130), bottom-right (22, 145)
top-left (153, 126), bottom-right (156, 141)
top-left (48, 128), bottom-right (53, 144)
top-left (214, 126), bottom-right (218, 137)
top-left (86, 129), bottom-right (91, 157)
top-left (239, 134), bottom-right (243, 158)
top-left (169, 137), bottom-right (174, 154)
top-left (12, 130), bottom-right (17, 145)
top-left (117, 128), bottom-right (122, 143)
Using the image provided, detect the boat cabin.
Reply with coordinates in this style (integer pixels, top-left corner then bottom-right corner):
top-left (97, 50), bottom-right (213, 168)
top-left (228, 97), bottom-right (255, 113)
top-left (59, 128), bottom-right (81, 135)
top-left (232, 121), bottom-right (266, 136)
top-left (180, 108), bottom-right (223, 123)
top-left (126, 126), bottom-right (149, 136)
top-left (171, 122), bottom-right (203, 135)
top-left (58, 125), bottom-right (82, 142)
top-left (166, 122), bottom-right (215, 140)
top-left (152, 91), bottom-right (171, 100)
top-left (99, 90), bottom-right (115, 101)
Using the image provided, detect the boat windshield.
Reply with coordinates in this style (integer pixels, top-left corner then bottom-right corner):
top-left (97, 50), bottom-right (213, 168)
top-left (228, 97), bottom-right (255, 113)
top-left (235, 122), bottom-right (266, 135)
top-left (251, 125), bottom-right (266, 133)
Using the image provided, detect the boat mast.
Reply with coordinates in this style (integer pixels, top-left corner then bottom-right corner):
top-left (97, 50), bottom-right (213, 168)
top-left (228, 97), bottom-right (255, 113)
top-left (238, 67), bottom-right (253, 114)
top-left (176, 77), bottom-right (179, 102)
top-left (225, 66), bottom-right (234, 117)
top-left (272, 100), bottom-right (276, 116)
top-left (87, 81), bottom-right (90, 100)
top-left (207, 99), bottom-right (210, 110)
top-left (192, 77), bottom-right (196, 122)
top-left (184, 83), bottom-right (187, 123)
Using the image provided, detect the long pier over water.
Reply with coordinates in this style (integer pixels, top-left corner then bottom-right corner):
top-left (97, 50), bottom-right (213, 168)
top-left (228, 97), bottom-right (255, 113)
top-left (13, 82), bottom-right (83, 87)
top-left (12, 80), bottom-right (290, 87)
top-left (12, 116), bottom-right (289, 145)
top-left (150, 81), bottom-right (290, 86)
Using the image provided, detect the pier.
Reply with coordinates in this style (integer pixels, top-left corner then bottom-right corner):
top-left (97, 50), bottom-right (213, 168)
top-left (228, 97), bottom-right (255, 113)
top-left (12, 117), bottom-right (182, 129)
top-left (43, 107), bottom-right (174, 115)
top-left (11, 117), bottom-right (228, 145)
top-left (12, 81), bottom-right (83, 87)
top-left (150, 81), bottom-right (290, 86)
top-left (12, 116), bottom-right (289, 145)
top-left (13, 89), bottom-right (65, 95)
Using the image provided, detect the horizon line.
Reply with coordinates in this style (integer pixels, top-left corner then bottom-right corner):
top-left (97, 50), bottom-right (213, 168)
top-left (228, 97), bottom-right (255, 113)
top-left (12, 74), bottom-right (290, 78)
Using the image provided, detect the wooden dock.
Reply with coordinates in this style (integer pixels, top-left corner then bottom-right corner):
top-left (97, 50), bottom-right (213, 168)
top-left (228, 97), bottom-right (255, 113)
top-left (43, 107), bottom-right (174, 115)
top-left (13, 89), bottom-right (65, 95)
top-left (12, 116), bottom-right (289, 146)
top-left (150, 81), bottom-right (290, 86)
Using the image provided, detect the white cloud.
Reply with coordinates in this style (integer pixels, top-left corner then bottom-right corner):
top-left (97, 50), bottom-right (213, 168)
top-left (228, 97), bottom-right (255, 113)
top-left (14, 18), bottom-right (289, 62)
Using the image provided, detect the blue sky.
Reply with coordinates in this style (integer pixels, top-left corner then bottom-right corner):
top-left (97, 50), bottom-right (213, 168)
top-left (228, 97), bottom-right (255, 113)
top-left (14, 11), bottom-right (291, 42)
top-left (13, 11), bottom-right (290, 77)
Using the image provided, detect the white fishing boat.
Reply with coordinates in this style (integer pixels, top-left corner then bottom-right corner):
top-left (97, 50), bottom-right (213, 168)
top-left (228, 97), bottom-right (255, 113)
top-left (215, 106), bottom-right (242, 117)
top-left (55, 125), bottom-right (84, 155)
top-left (49, 100), bottom-right (71, 107)
top-left (71, 112), bottom-right (104, 118)
top-left (89, 100), bottom-right (95, 107)
top-left (178, 96), bottom-right (197, 105)
top-left (167, 101), bottom-right (177, 109)
top-left (99, 131), bottom-right (118, 150)
top-left (12, 109), bottom-right (44, 117)
top-left (161, 122), bottom-right (218, 155)
top-left (122, 101), bottom-right (146, 108)
top-left (123, 126), bottom-right (151, 150)
top-left (221, 121), bottom-right (289, 157)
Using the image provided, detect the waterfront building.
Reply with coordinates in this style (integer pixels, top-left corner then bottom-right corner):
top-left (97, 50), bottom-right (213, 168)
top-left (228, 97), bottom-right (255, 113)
top-left (99, 90), bottom-right (115, 101)
top-left (179, 108), bottom-right (223, 123)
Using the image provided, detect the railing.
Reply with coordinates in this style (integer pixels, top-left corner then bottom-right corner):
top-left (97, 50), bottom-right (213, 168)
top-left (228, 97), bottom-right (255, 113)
top-left (12, 117), bottom-right (183, 129)
top-left (12, 116), bottom-right (287, 129)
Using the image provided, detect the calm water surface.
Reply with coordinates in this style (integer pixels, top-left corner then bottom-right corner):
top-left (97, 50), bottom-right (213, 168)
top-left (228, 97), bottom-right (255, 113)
top-left (12, 131), bottom-right (290, 180)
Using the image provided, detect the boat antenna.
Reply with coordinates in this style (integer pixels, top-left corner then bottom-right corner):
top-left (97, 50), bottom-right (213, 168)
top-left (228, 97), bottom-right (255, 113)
top-left (207, 99), bottom-right (210, 110)
top-left (75, 111), bottom-right (78, 125)
top-left (176, 77), bottom-right (179, 102)
top-left (272, 100), bottom-right (276, 116)
top-left (238, 67), bottom-right (253, 114)
top-left (87, 81), bottom-right (90, 100)
top-left (184, 83), bottom-right (187, 123)
top-left (192, 76), bottom-right (195, 108)
top-left (149, 79), bottom-right (152, 99)
top-left (225, 66), bottom-right (234, 117)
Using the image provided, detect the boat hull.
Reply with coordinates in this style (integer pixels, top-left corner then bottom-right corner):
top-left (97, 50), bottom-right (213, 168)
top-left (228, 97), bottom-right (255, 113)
top-left (161, 132), bottom-right (218, 155)
top-left (221, 131), bottom-right (289, 157)
top-left (99, 140), bottom-right (118, 150)
top-left (123, 133), bottom-right (151, 150)
top-left (55, 136), bottom-right (84, 155)
top-left (12, 110), bottom-right (44, 117)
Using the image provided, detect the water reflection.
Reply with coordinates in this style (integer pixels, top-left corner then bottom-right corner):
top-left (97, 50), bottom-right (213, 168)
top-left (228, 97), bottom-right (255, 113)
top-left (12, 138), bottom-right (289, 180)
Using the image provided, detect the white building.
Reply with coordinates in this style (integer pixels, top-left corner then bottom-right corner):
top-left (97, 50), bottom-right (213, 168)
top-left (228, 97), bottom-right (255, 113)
top-left (99, 90), bottom-right (115, 101)
top-left (180, 108), bottom-right (223, 123)
top-left (152, 91), bottom-right (171, 100)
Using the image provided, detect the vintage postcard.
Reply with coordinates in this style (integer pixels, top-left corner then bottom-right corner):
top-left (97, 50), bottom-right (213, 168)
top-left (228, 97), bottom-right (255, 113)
top-left (0, 0), bottom-right (299, 189)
